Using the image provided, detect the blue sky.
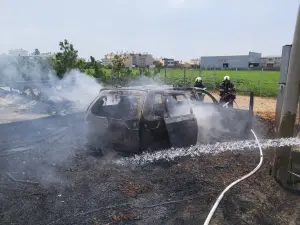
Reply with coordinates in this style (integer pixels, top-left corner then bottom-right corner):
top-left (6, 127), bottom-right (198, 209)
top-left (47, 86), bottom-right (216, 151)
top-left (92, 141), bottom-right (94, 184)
top-left (0, 0), bottom-right (299, 60)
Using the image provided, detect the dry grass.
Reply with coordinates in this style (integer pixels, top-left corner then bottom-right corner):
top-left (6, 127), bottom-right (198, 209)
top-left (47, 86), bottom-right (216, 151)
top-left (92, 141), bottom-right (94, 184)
top-left (120, 180), bottom-right (150, 197)
top-left (111, 211), bottom-right (139, 221)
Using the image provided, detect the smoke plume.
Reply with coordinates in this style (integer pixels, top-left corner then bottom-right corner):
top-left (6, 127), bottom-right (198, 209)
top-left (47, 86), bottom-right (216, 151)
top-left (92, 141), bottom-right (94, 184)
top-left (0, 55), bottom-right (102, 187)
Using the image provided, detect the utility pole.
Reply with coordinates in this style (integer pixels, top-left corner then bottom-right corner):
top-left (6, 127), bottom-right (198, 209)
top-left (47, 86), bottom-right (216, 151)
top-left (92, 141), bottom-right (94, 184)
top-left (164, 66), bottom-right (167, 83)
top-left (272, 5), bottom-right (300, 187)
top-left (184, 67), bottom-right (186, 84)
top-left (274, 45), bottom-right (292, 131)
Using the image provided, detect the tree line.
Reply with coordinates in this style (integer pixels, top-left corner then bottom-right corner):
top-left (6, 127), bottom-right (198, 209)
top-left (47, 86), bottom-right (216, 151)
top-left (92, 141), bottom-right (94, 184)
top-left (50, 39), bottom-right (160, 82)
top-left (0, 39), bottom-right (161, 85)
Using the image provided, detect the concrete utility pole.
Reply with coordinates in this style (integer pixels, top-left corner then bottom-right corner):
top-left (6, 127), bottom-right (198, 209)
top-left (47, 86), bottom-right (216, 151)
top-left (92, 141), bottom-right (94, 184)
top-left (274, 45), bottom-right (292, 131)
top-left (272, 5), bottom-right (300, 186)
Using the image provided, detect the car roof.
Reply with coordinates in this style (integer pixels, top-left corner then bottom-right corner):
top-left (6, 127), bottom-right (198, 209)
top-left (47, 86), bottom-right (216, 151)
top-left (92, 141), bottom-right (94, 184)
top-left (99, 85), bottom-right (187, 94)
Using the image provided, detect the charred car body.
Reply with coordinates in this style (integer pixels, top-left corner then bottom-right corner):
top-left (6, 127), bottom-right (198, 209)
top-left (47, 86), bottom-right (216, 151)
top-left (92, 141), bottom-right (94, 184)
top-left (85, 87), bottom-right (198, 153)
top-left (85, 86), bottom-right (254, 154)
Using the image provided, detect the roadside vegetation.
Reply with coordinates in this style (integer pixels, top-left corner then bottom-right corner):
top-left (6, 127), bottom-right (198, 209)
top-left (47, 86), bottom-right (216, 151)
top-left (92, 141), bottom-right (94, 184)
top-left (50, 39), bottom-right (279, 97)
top-left (0, 39), bottom-right (280, 97)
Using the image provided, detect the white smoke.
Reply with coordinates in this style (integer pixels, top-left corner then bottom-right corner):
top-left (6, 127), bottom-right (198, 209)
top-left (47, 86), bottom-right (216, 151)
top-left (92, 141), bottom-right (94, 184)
top-left (124, 75), bottom-right (231, 144)
top-left (0, 55), bottom-right (102, 187)
top-left (0, 55), bottom-right (101, 115)
top-left (192, 103), bottom-right (229, 143)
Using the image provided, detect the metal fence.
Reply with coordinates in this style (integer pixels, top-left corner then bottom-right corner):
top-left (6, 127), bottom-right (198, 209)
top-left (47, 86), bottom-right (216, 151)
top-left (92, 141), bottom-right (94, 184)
top-left (105, 68), bottom-right (279, 97)
top-left (0, 68), bottom-right (279, 98)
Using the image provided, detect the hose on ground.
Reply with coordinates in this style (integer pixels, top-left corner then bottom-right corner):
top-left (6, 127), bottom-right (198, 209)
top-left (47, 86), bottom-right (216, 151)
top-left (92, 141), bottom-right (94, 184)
top-left (203, 129), bottom-right (263, 225)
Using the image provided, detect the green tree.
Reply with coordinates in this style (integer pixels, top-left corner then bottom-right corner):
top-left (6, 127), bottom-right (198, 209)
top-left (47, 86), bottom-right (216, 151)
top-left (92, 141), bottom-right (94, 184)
top-left (90, 56), bottom-right (96, 64)
top-left (154, 62), bottom-right (163, 73)
top-left (88, 56), bottom-right (105, 79)
top-left (139, 66), bottom-right (152, 76)
top-left (52, 39), bottom-right (78, 78)
top-left (156, 62), bottom-right (163, 69)
top-left (76, 58), bottom-right (87, 72)
top-left (111, 54), bottom-right (127, 78)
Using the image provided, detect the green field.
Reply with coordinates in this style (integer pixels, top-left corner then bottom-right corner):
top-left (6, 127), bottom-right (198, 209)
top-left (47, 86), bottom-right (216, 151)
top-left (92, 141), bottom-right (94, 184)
top-left (99, 69), bottom-right (280, 97)
top-left (161, 69), bottom-right (279, 97)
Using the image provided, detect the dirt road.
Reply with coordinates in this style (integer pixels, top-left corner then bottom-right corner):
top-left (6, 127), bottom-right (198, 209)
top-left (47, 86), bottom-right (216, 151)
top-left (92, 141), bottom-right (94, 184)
top-left (211, 93), bottom-right (277, 120)
top-left (236, 95), bottom-right (276, 120)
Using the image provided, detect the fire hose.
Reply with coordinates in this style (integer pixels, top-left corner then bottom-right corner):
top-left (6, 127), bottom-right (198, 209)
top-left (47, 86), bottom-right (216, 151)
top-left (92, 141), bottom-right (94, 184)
top-left (203, 128), bottom-right (263, 225)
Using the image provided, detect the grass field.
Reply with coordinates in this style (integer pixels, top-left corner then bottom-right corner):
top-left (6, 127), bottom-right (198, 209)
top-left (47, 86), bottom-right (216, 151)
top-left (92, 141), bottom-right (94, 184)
top-left (162, 69), bottom-right (279, 97)
top-left (100, 69), bottom-right (280, 97)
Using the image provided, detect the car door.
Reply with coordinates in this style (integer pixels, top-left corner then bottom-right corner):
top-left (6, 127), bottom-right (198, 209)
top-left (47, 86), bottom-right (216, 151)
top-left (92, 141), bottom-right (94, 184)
top-left (140, 93), bottom-right (171, 151)
top-left (163, 93), bottom-right (198, 148)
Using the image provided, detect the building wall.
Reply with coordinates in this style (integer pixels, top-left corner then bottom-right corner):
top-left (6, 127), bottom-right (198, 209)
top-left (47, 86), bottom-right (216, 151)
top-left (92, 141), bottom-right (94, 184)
top-left (161, 58), bottom-right (175, 67)
top-left (249, 52), bottom-right (262, 63)
top-left (123, 55), bottom-right (133, 68)
top-left (200, 52), bottom-right (261, 69)
top-left (132, 54), bottom-right (153, 67)
top-left (102, 53), bottom-right (133, 68)
top-left (259, 56), bottom-right (281, 69)
top-left (143, 54), bottom-right (154, 66)
top-left (186, 58), bottom-right (200, 68)
top-left (200, 55), bottom-right (249, 69)
top-left (103, 53), bottom-right (153, 68)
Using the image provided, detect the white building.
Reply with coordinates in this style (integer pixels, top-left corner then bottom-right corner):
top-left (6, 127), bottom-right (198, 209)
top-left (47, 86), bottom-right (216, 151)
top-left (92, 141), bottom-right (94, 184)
top-left (8, 49), bottom-right (28, 56)
top-left (102, 52), bottom-right (154, 68)
top-left (160, 58), bottom-right (175, 67)
top-left (259, 55), bottom-right (281, 69)
top-left (200, 52), bottom-right (262, 69)
top-left (131, 53), bottom-right (153, 67)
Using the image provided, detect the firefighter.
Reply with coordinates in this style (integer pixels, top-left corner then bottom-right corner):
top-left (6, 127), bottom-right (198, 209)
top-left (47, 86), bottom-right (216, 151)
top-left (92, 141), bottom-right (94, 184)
top-left (194, 77), bottom-right (205, 88)
top-left (219, 75), bottom-right (236, 107)
top-left (194, 77), bottom-right (205, 101)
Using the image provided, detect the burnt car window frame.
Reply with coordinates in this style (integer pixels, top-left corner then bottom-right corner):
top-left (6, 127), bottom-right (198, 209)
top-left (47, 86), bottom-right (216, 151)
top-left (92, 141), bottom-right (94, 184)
top-left (164, 93), bottom-right (192, 118)
top-left (142, 91), bottom-right (168, 120)
top-left (90, 90), bottom-right (146, 120)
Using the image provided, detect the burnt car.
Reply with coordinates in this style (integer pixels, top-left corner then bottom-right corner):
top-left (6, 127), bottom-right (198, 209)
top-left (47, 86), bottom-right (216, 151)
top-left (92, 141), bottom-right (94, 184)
top-left (85, 86), bottom-right (254, 155)
top-left (85, 87), bottom-right (198, 154)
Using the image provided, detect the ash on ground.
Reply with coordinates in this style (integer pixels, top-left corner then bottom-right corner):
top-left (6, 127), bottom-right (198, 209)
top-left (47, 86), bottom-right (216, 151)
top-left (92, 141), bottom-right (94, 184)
top-left (0, 98), bottom-right (299, 225)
